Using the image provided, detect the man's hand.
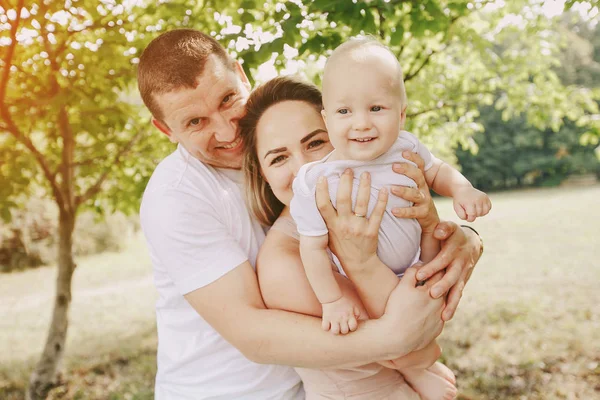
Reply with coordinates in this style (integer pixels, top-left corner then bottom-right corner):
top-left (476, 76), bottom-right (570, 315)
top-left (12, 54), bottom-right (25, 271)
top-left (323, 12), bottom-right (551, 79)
top-left (391, 152), bottom-right (440, 234)
top-left (414, 221), bottom-right (481, 321)
top-left (453, 186), bottom-right (491, 222)
top-left (321, 295), bottom-right (361, 335)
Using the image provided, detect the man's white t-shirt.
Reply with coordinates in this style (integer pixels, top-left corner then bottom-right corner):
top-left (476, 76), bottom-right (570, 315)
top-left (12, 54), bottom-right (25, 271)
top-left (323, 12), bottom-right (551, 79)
top-left (140, 145), bottom-right (303, 400)
top-left (290, 131), bottom-right (437, 276)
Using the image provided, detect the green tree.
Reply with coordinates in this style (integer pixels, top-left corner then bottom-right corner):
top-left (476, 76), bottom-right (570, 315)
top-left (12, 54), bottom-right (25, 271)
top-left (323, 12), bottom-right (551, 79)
top-left (455, 107), bottom-right (599, 191)
top-left (0, 1), bottom-right (170, 398)
top-left (456, 9), bottom-right (600, 191)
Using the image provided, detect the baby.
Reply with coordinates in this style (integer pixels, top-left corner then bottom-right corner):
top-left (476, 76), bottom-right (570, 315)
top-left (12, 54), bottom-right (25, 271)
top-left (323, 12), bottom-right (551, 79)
top-left (290, 38), bottom-right (491, 400)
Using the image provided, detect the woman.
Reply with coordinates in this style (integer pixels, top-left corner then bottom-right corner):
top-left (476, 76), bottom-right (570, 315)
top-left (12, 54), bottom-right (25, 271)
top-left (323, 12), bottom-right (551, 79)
top-left (239, 76), bottom-right (457, 399)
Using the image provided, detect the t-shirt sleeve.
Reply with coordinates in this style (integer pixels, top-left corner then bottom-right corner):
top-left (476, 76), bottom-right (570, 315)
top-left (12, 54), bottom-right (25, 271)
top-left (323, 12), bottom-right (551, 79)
top-left (399, 131), bottom-right (439, 171)
top-left (290, 176), bottom-right (328, 237)
top-left (141, 190), bottom-right (248, 295)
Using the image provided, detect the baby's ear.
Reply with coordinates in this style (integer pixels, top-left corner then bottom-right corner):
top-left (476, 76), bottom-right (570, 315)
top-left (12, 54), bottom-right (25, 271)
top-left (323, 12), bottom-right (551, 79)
top-left (321, 109), bottom-right (328, 125)
top-left (399, 104), bottom-right (407, 128)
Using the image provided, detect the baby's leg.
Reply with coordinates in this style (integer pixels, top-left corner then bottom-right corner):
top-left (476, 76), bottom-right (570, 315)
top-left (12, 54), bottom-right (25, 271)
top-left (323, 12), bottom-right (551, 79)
top-left (400, 362), bottom-right (457, 400)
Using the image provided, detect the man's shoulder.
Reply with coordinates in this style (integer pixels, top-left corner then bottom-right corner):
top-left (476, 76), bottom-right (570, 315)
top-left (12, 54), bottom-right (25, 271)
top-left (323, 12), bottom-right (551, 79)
top-left (144, 148), bottom-right (219, 200)
top-left (140, 149), bottom-right (221, 221)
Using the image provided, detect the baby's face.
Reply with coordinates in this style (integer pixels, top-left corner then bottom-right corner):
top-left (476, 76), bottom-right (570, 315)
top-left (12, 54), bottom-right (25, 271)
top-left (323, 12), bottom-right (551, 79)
top-left (322, 56), bottom-right (405, 161)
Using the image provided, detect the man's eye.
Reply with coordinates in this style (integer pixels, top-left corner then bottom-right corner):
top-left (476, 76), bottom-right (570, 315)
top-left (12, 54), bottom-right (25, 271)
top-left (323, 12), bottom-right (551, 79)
top-left (189, 118), bottom-right (201, 126)
top-left (222, 94), bottom-right (233, 104)
top-left (371, 106), bottom-right (382, 112)
top-left (337, 109), bottom-right (349, 115)
top-left (308, 139), bottom-right (325, 149)
top-left (270, 155), bottom-right (286, 165)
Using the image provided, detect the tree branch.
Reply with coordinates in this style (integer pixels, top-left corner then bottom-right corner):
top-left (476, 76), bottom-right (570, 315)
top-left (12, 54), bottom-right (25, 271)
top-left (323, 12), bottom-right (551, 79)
top-left (0, 0), bottom-right (12, 11)
top-left (376, 6), bottom-right (386, 40)
top-left (407, 103), bottom-right (456, 118)
top-left (405, 47), bottom-right (439, 82)
top-left (75, 130), bottom-right (147, 207)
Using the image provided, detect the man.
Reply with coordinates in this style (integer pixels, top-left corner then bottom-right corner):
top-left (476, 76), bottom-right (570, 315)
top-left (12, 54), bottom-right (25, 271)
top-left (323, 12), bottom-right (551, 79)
top-left (137, 29), bottom-right (483, 399)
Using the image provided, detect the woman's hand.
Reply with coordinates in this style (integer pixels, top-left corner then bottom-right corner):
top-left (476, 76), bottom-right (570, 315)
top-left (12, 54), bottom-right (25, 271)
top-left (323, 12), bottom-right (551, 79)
top-left (315, 168), bottom-right (388, 271)
top-left (390, 151), bottom-right (439, 234)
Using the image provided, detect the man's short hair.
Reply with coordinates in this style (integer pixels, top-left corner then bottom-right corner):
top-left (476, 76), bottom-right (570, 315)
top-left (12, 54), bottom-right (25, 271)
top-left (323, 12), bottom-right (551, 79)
top-left (138, 29), bottom-right (234, 121)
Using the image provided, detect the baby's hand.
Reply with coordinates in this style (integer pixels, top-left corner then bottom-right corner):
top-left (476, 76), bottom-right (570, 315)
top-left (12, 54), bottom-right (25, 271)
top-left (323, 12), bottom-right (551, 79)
top-left (321, 295), bottom-right (361, 335)
top-left (453, 187), bottom-right (491, 222)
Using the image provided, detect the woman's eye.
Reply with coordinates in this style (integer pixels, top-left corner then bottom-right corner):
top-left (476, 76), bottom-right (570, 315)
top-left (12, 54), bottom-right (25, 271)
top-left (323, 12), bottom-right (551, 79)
top-left (308, 139), bottom-right (325, 149)
top-left (270, 155), bottom-right (286, 165)
top-left (371, 106), bottom-right (382, 112)
top-left (337, 108), bottom-right (349, 115)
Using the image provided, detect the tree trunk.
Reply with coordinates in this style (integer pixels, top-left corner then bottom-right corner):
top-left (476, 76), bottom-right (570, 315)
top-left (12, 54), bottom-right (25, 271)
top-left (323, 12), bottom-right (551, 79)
top-left (27, 208), bottom-right (76, 400)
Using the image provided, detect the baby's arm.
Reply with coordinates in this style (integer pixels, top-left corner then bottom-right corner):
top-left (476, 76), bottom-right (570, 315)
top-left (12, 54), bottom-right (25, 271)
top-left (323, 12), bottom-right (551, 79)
top-left (299, 234), bottom-right (360, 335)
top-left (425, 159), bottom-right (491, 222)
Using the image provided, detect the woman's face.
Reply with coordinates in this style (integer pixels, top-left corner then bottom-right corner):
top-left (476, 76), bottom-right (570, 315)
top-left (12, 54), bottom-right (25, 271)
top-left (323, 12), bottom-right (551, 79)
top-left (256, 100), bottom-right (334, 206)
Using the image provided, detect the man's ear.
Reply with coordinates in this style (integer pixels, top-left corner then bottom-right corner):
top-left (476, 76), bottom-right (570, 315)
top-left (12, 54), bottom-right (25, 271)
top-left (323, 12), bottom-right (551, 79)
top-left (234, 61), bottom-right (251, 92)
top-left (152, 118), bottom-right (178, 143)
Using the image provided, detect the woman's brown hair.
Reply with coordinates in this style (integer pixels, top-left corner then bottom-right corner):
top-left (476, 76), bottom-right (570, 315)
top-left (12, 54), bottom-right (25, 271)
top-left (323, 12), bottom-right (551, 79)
top-left (240, 75), bottom-right (323, 226)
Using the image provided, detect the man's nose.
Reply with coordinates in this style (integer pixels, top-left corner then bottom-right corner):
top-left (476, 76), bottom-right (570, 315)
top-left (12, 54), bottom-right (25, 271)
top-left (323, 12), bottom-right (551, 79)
top-left (213, 113), bottom-right (238, 143)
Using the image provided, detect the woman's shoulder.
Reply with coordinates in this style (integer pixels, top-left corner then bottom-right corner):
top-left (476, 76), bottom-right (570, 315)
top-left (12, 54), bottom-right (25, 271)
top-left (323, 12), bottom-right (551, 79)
top-left (258, 218), bottom-right (300, 267)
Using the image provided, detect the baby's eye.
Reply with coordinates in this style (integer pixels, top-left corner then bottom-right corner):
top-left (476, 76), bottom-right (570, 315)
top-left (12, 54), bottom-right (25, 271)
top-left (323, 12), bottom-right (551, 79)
top-left (337, 108), bottom-right (349, 115)
top-left (371, 106), bottom-right (382, 112)
top-left (270, 155), bottom-right (286, 165)
top-left (308, 139), bottom-right (326, 149)
top-left (189, 118), bottom-right (201, 127)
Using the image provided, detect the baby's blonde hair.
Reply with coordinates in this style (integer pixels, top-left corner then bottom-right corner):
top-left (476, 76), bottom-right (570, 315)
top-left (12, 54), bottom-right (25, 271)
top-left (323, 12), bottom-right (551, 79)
top-left (324, 37), bottom-right (407, 106)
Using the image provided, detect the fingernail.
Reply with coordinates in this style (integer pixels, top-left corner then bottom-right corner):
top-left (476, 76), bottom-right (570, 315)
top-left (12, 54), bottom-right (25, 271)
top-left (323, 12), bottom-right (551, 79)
top-left (416, 271), bottom-right (426, 280)
top-left (435, 228), bottom-right (445, 237)
top-left (403, 151), bottom-right (411, 157)
top-left (344, 168), bottom-right (352, 175)
top-left (318, 176), bottom-right (325, 183)
top-left (380, 187), bottom-right (388, 195)
top-left (431, 287), bottom-right (443, 298)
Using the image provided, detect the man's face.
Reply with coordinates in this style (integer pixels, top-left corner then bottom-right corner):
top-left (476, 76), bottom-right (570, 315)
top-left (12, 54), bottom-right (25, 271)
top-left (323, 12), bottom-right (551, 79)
top-left (152, 55), bottom-right (251, 169)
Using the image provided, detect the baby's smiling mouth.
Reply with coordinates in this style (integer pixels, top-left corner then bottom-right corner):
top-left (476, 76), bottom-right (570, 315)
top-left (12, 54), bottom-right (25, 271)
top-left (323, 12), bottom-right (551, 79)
top-left (351, 137), bottom-right (376, 143)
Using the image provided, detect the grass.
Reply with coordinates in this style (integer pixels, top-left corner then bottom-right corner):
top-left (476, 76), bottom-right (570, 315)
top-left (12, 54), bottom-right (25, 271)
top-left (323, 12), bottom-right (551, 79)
top-left (1, 184), bottom-right (599, 399)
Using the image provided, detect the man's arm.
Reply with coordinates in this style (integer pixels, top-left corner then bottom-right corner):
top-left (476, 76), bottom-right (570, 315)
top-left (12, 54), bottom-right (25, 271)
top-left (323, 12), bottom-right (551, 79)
top-left (184, 259), bottom-right (443, 368)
